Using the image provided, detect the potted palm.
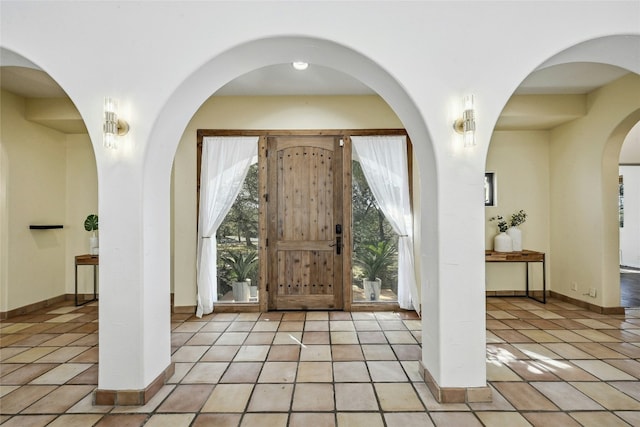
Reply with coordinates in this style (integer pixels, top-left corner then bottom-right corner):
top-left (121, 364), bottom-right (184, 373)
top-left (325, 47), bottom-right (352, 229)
top-left (84, 214), bottom-right (99, 255)
top-left (355, 241), bottom-right (396, 301)
top-left (220, 250), bottom-right (258, 302)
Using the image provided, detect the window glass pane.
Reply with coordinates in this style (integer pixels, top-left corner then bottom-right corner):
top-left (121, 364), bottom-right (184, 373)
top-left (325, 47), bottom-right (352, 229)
top-left (351, 160), bottom-right (398, 302)
top-left (216, 162), bottom-right (259, 302)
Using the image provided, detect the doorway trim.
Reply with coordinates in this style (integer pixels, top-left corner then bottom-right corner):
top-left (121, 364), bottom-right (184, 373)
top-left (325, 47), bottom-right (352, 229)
top-left (197, 129), bottom-right (410, 312)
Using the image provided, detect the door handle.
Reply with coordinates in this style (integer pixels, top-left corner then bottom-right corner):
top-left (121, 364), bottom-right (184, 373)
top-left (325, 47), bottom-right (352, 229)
top-left (331, 236), bottom-right (342, 255)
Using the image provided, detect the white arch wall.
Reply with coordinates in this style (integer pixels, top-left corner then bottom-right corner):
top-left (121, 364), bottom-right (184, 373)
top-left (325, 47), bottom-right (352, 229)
top-left (2, 1), bottom-right (639, 395)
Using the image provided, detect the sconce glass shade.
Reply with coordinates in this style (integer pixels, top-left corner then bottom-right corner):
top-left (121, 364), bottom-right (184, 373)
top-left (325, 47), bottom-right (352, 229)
top-left (454, 94), bottom-right (476, 147)
top-left (103, 97), bottom-right (129, 149)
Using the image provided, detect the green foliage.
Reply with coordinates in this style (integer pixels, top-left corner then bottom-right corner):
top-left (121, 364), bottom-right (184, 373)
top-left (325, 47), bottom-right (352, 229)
top-left (355, 241), bottom-right (397, 282)
top-left (84, 214), bottom-right (98, 232)
top-left (220, 250), bottom-right (258, 282)
top-left (489, 215), bottom-right (508, 233)
top-left (509, 209), bottom-right (527, 227)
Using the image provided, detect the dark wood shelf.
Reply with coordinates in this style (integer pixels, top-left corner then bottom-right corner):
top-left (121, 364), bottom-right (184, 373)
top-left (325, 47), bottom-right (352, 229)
top-left (29, 225), bottom-right (64, 230)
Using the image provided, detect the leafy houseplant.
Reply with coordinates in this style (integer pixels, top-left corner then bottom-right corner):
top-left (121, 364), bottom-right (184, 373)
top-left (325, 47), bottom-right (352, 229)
top-left (489, 215), bottom-right (508, 233)
top-left (510, 209), bottom-right (527, 227)
top-left (220, 250), bottom-right (258, 301)
top-left (508, 209), bottom-right (527, 251)
top-left (489, 215), bottom-right (512, 252)
top-left (355, 241), bottom-right (396, 301)
top-left (84, 214), bottom-right (99, 255)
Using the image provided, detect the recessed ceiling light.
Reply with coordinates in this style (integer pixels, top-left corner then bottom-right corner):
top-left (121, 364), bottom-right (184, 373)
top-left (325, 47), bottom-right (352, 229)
top-left (292, 61), bottom-right (309, 71)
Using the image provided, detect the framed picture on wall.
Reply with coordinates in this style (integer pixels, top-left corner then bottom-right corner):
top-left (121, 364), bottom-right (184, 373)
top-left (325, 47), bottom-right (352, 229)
top-left (485, 172), bottom-right (496, 206)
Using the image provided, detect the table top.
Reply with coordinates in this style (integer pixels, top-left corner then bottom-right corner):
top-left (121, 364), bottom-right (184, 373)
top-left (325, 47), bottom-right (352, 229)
top-left (485, 250), bottom-right (544, 262)
top-left (75, 254), bottom-right (99, 265)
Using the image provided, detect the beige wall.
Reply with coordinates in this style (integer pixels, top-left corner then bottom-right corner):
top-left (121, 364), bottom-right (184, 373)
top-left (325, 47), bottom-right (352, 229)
top-left (0, 90), bottom-right (96, 312)
top-left (172, 95), bottom-right (404, 308)
top-left (485, 131), bottom-right (550, 290)
top-left (1, 90), bottom-right (67, 311)
top-left (550, 74), bottom-right (640, 307)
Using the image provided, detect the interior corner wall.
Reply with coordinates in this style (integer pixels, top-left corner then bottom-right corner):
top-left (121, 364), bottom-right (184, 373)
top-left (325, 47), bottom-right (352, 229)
top-left (550, 74), bottom-right (640, 308)
top-left (171, 95), bottom-right (403, 309)
top-left (0, 89), bottom-right (67, 311)
top-left (64, 134), bottom-right (98, 296)
top-left (485, 130), bottom-right (550, 291)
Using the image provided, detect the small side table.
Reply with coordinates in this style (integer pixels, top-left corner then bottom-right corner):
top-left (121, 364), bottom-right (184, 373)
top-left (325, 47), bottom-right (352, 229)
top-left (485, 250), bottom-right (546, 304)
top-left (75, 254), bottom-right (99, 306)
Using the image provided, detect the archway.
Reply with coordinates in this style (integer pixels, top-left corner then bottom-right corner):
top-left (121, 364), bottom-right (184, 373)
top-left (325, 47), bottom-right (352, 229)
top-left (0, 48), bottom-right (98, 318)
top-left (485, 35), bottom-right (640, 311)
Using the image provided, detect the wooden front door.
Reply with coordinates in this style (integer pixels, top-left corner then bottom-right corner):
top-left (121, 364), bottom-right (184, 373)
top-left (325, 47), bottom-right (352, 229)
top-left (267, 135), bottom-right (346, 310)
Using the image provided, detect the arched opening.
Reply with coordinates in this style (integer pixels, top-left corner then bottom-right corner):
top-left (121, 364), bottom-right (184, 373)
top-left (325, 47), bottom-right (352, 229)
top-left (485, 35), bottom-right (640, 312)
top-left (0, 48), bottom-right (98, 318)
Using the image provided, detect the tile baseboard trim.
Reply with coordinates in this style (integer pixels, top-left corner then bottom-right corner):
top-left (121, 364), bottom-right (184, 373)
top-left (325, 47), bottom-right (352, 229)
top-left (94, 362), bottom-right (175, 406)
top-left (419, 362), bottom-right (492, 403)
top-left (548, 291), bottom-right (625, 315)
top-left (173, 305), bottom-right (196, 314)
top-left (0, 294), bottom-right (69, 320)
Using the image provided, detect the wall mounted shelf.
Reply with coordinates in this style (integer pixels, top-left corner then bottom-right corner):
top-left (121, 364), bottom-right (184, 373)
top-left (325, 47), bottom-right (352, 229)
top-left (29, 225), bottom-right (64, 230)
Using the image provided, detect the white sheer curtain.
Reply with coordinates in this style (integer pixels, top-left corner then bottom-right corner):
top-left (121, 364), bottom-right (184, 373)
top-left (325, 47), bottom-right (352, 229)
top-left (352, 135), bottom-right (420, 313)
top-left (196, 136), bottom-right (258, 317)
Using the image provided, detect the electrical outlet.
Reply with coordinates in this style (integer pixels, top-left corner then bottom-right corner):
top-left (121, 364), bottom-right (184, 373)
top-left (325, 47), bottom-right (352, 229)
top-left (589, 288), bottom-right (597, 298)
top-left (571, 282), bottom-right (578, 291)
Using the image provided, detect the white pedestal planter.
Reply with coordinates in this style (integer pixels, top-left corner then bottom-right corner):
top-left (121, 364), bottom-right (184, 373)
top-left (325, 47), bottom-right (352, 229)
top-left (89, 235), bottom-right (99, 255)
top-left (507, 227), bottom-right (522, 252)
top-left (232, 280), bottom-right (250, 302)
top-left (494, 232), bottom-right (513, 252)
top-left (363, 278), bottom-right (381, 301)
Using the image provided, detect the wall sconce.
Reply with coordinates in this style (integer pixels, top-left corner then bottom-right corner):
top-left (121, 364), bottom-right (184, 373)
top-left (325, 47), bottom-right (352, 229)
top-left (453, 94), bottom-right (476, 147)
top-left (103, 97), bottom-right (129, 149)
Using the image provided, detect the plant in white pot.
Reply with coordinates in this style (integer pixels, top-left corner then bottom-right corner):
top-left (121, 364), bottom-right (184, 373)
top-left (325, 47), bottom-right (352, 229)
top-left (508, 209), bottom-right (527, 252)
top-left (489, 214), bottom-right (512, 252)
top-left (355, 241), bottom-right (396, 301)
top-left (84, 214), bottom-right (99, 255)
top-left (220, 250), bottom-right (258, 302)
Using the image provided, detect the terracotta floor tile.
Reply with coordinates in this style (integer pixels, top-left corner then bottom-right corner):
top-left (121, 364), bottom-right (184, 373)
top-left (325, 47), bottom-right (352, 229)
top-left (374, 383), bottom-right (424, 411)
top-left (486, 361), bottom-right (522, 381)
top-left (384, 412), bottom-right (434, 427)
top-left (192, 414), bottom-right (242, 427)
top-left (142, 414), bottom-right (195, 427)
top-left (333, 361), bottom-right (370, 382)
top-left (531, 382), bottom-right (603, 410)
top-left (30, 363), bottom-right (92, 385)
top-left (22, 385), bottom-right (95, 414)
top-left (615, 411), bottom-right (640, 426)
top-left (0, 384), bottom-right (57, 414)
top-left (4, 347), bottom-right (57, 363)
top-left (252, 321), bottom-right (279, 332)
top-left (277, 321), bottom-right (304, 332)
top-left (156, 384), bottom-right (214, 412)
top-left (304, 321), bottom-right (329, 332)
top-left (493, 382), bottom-right (559, 410)
top-left (234, 345), bottom-right (270, 361)
top-left (110, 385), bottom-right (175, 414)
top-left (246, 383), bottom-right (293, 411)
top-left (475, 411), bottom-right (532, 427)
top-left (201, 383), bottom-right (253, 412)
top-left (331, 344), bottom-right (364, 361)
top-left (573, 342), bottom-right (627, 358)
top-left (335, 383), bottom-right (379, 411)
top-left (429, 412), bottom-right (482, 427)
top-left (296, 361), bottom-right (333, 382)
top-left (292, 383), bottom-right (334, 411)
top-left (513, 343), bottom-right (562, 359)
top-left (0, 363), bottom-right (58, 385)
top-left (357, 331), bottom-right (387, 343)
top-left (215, 332), bottom-right (249, 345)
top-left (201, 345), bottom-right (240, 361)
top-left (272, 331), bottom-right (302, 345)
top-left (186, 332), bottom-right (220, 345)
top-left (571, 359), bottom-right (635, 380)
top-left (569, 411), bottom-right (631, 427)
top-left (182, 362), bottom-right (228, 383)
top-left (171, 345), bottom-right (209, 362)
top-left (570, 381), bottom-right (640, 410)
top-left (522, 412), bottom-right (582, 427)
top-left (289, 413), bottom-right (335, 427)
top-left (94, 414), bottom-right (149, 427)
top-left (36, 346), bottom-right (89, 363)
top-left (282, 312), bottom-right (306, 321)
top-left (367, 361), bottom-right (408, 382)
top-left (301, 331), bottom-right (330, 344)
top-left (65, 364), bottom-right (98, 385)
top-left (354, 320), bottom-right (381, 331)
top-left (300, 344), bottom-right (332, 361)
top-left (362, 344), bottom-right (396, 360)
top-left (0, 415), bottom-right (57, 427)
top-left (267, 345), bottom-right (300, 361)
top-left (604, 342), bottom-right (640, 358)
top-left (227, 322), bottom-right (255, 332)
top-left (541, 343), bottom-right (595, 359)
top-left (219, 362), bottom-right (263, 383)
top-left (330, 331), bottom-right (359, 344)
top-left (336, 413), bottom-right (384, 427)
top-left (491, 330), bottom-right (534, 343)
top-left (258, 361), bottom-right (297, 383)
top-left (47, 414), bottom-right (104, 427)
top-left (383, 330), bottom-right (416, 344)
top-left (240, 413), bottom-right (288, 427)
top-left (536, 360), bottom-right (599, 381)
top-left (391, 344), bottom-right (421, 360)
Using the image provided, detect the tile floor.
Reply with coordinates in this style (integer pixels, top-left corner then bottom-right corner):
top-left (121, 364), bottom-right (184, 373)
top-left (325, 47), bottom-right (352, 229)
top-left (2, 297), bottom-right (640, 426)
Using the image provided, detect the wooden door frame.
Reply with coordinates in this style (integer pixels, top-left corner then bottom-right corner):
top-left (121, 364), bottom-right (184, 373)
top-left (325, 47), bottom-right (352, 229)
top-left (196, 129), bottom-right (409, 312)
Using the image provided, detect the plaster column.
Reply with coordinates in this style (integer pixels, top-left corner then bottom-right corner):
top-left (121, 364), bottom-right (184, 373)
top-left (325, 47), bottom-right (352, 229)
top-left (95, 157), bottom-right (173, 405)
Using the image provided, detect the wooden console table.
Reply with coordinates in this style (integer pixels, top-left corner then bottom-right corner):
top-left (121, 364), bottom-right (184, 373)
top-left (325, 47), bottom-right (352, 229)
top-left (75, 254), bottom-right (99, 306)
top-left (485, 250), bottom-right (546, 304)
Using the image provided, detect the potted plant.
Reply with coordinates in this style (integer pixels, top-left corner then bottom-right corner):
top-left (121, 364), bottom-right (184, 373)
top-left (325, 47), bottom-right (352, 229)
top-left (508, 209), bottom-right (527, 251)
top-left (355, 241), bottom-right (396, 301)
top-left (84, 214), bottom-right (99, 255)
top-left (220, 250), bottom-right (258, 302)
top-left (489, 215), bottom-right (512, 252)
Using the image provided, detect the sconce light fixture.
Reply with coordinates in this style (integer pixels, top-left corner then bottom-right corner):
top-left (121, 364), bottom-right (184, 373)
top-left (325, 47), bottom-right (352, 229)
top-left (103, 97), bottom-right (129, 149)
top-left (453, 94), bottom-right (476, 147)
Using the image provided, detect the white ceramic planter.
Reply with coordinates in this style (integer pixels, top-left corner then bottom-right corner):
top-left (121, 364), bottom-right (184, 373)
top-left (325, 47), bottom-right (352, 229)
top-left (494, 232), bottom-right (513, 252)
